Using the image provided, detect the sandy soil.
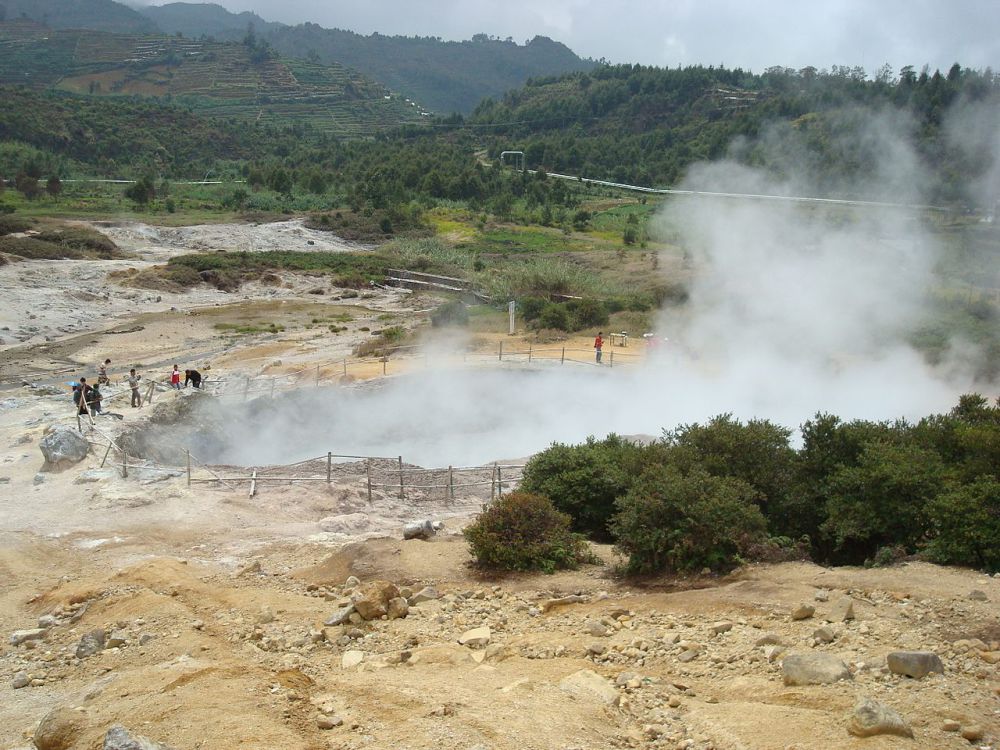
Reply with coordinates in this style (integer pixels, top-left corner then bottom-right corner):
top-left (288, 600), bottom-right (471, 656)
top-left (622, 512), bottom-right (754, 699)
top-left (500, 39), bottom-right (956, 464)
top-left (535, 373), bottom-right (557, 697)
top-left (0, 219), bottom-right (996, 750)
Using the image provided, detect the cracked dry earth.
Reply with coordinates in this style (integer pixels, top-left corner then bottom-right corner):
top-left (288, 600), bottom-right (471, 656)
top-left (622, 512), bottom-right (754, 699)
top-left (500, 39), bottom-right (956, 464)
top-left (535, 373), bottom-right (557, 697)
top-left (1, 528), bottom-right (998, 750)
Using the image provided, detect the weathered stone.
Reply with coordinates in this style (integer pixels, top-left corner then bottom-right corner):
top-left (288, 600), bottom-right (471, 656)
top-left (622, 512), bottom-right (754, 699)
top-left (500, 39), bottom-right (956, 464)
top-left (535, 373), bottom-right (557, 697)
top-left (941, 719), bottom-right (961, 732)
top-left (341, 650), bottom-right (365, 669)
top-left (960, 726), bottom-right (984, 742)
top-left (106, 630), bottom-right (128, 648)
top-left (316, 716), bottom-right (343, 730)
top-left (344, 576), bottom-right (360, 588)
top-left (782, 653), bottom-right (852, 685)
top-left (814, 589), bottom-right (830, 602)
top-left (677, 650), bottom-right (698, 663)
top-left (402, 520), bottom-right (435, 540)
top-left (352, 580), bottom-right (400, 620)
top-left (559, 669), bottom-right (620, 706)
top-left (813, 626), bottom-right (836, 644)
top-left (34, 707), bottom-right (86, 750)
top-left (103, 724), bottom-right (173, 750)
top-left (324, 604), bottom-right (356, 626)
top-left (408, 586), bottom-right (439, 605)
top-left (791, 603), bottom-right (815, 620)
top-left (39, 425), bottom-right (89, 469)
top-left (755, 633), bottom-right (784, 647)
top-left (541, 595), bottom-right (588, 612)
top-left (76, 629), bottom-right (107, 658)
top-left (584, 619), bottom-right (610, 637)
top-left (10, 628), bottom-right (47, 646)
top-left (386, 597), bottom-right (409, 620)
top-left (847, 697), bottom-right (913, 738)
top-left (886, 651), bottom-right (944, 679)
top-left (38, 615), bottom-right (59, 629)
top-left (458, 626), bottom-right (491, 648)
top-left (12, 670), bottom-right (29, 688)
top-left (826, 597), bottom-right (855, 622)
top-left (967, 590), bottom-right (988, 602)
top-left (709, 621), bottom-right (734, 635)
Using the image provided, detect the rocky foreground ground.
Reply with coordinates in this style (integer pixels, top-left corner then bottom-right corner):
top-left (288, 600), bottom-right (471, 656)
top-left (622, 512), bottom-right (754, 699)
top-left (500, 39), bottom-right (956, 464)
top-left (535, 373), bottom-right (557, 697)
top-left (1, 532), bottom-right (997, 750)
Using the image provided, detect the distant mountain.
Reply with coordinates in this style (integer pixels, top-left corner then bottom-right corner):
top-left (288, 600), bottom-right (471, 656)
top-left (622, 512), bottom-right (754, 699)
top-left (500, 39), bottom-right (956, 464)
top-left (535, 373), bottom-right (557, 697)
top-left (264, 27), bottom-right (595, 114)
top-left (140, 2), bottom-right (283, 40)
top-left (135, 1), bottom-right (595, 114)
top-left (0, 22), bottom-right (423, 136)
top-left (0, 0), bottom-right (158, 33)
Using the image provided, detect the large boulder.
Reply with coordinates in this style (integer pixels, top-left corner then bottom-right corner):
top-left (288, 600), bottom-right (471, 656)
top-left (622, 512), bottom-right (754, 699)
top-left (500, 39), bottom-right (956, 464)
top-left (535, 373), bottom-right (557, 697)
top-left (39, 426), bottom-right (90, 470)
top-left (847, 697), bottom-right (913, 738)
top-left (559, 669), bottom-right (621, 706)
top-left (782, 653), bottom-right (853, 685)
top-left (403, 520), bottom-right (436, 540)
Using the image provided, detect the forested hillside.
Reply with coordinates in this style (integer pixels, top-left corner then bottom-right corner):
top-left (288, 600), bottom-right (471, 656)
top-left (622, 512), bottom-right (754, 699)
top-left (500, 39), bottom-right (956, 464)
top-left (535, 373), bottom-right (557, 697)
top-left (468, 64), bottom-right (1000, 206)
top-left (140, 2), bottom-right (282, 40)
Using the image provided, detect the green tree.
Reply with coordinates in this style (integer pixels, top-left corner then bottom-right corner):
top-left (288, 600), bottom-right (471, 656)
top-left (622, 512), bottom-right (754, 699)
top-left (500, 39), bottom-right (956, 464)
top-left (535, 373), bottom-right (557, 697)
top-left (45, 175), bottom-right (62, 197)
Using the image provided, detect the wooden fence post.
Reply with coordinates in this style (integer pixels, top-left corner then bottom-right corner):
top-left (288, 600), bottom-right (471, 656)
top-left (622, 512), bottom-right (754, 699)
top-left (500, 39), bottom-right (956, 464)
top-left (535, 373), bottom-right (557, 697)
top-left (243, 377), bottom-right (250, 401)
top-left (100, 441), bottom-right (113, 468)
top-left (397, 456), bottom-right (404, 499)
top-left (316, 365), bottom-right (321, 386)
top-left (326, 452), bottom-right (332, 484)
top-left (610, 350), bottom-right (614, 368)
top-left (366, 459), bottom-right (373, 504)
top-left (497, 465), bottom-right (503, 498)
top-left (498, 342), bottom-right (503, 361)
top-left (561, 347), bottom-right (565, 364)
top-left (490, 464), bottom-right (496, 501)
top-left (121, 449), bottom-right (128, 479)
top-left (383, 357), bottom-right (387, 376)
top-left (448, 465), bottom-right (454, 503)
top-left (528, 343), bottom-right (532, 363)
top-left (186, 449), bottom-right (191, 487)
top-left (249, 469), bottom-right (257, 498)
top-left (270, 379), bottom-right (275, 398)
top-left (343, 359), bottom-right (347, 377)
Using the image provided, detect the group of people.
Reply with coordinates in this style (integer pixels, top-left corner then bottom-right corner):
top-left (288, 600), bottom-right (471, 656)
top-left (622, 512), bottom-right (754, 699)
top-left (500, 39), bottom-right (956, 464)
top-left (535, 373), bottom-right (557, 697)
top-left (72, 360), bottom-right (204, 418)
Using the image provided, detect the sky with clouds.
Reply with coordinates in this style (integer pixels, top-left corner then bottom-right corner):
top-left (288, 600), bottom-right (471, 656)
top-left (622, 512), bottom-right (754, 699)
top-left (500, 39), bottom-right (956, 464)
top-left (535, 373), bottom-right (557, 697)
top-left (136, 0), bottom-right (999, 74)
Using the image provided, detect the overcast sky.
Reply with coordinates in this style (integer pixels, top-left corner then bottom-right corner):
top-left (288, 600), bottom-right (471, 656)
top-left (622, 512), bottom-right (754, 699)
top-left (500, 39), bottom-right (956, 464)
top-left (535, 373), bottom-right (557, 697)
top-left (137, 0), bottom-right (999, 74)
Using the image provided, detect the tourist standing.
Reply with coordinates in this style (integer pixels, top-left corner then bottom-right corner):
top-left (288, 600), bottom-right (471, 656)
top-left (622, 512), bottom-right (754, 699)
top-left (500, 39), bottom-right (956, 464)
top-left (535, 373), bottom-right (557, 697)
top-left (170, 364), bottom-right (181, 390)
top-left (127, 368), bottom-right (142, 407)
top-left (594, 331), bottom-right (603, 364)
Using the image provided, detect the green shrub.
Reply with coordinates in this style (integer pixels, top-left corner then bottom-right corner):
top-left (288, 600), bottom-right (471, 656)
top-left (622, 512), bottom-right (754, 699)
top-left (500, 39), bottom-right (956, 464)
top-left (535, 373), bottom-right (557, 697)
top-left (924, 477), bottom-right (1000, 572)
top-left (820, 441), bottom-right (946, 564)
top-left (566, 297), bottom-right (609, 329)
top-left (463, 491), bottom-right (591, 573)
top-left (518, 296), bottom-right (547, 322)
top-left (0, 215), bottom-right (31, 235)
top-left (520, 435), bottom-right (652, 540)
top-left (535, 302), bottom-right (572, 331)
top-left (431, 299), bottom-right (469, 327)
top-left (611, 465), bottom-right (767, 574)
top-left (0, 236), bottom-right (80, 259)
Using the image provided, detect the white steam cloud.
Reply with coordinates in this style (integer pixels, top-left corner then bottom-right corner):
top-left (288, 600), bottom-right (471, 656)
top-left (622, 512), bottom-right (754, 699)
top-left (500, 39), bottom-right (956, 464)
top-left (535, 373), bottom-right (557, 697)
top-left (167, 108), bottom-right (994, 468)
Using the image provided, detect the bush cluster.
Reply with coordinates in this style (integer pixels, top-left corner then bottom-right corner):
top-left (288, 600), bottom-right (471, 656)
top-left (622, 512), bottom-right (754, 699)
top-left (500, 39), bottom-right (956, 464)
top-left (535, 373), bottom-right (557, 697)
top-left (463, 492), bottom-right (591, 573)
top-left (511, 396), bottom-right (1000, 575)
top-left (519, 296), bottom-right (609, 332)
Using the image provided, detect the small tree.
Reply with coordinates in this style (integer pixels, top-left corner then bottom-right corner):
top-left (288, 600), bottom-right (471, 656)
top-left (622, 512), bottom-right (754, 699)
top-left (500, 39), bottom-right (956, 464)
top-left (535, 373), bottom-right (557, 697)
top-left (124, 177), bottom-right (156, 206)
top-left (15, 172), bottom-right (40, 200)
top-left (45, 175), bottom-right (62, 197)
top-left (924, 477), bottom-right (1000, 573)
top-left (464, 492), bottom-right (591, 573)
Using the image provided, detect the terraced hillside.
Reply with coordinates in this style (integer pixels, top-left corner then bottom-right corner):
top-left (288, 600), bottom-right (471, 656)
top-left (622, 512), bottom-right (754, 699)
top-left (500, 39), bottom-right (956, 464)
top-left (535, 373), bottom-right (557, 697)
top-left (0, 21), bottom-right (423, 136)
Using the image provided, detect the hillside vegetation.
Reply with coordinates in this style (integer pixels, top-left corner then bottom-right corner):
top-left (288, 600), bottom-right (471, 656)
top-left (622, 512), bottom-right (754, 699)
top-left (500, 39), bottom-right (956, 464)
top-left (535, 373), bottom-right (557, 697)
top-left (0, 0), bottom-right (156, 33)
top-left (0, 20), bottom-right (421, 135)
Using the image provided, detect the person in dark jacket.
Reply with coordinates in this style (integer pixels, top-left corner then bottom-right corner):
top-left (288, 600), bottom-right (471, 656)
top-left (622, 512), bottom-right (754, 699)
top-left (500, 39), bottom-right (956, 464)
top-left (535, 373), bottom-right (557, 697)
top-left (184, 369), bottom-right (202, 389)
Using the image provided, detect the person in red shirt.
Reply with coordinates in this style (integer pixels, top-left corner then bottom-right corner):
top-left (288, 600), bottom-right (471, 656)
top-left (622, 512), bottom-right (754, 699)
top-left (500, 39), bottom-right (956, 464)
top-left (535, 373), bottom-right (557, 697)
top-left (594, 332), bottom-right (603, 363)
top-left (170, 364), bottom-right (181, 390)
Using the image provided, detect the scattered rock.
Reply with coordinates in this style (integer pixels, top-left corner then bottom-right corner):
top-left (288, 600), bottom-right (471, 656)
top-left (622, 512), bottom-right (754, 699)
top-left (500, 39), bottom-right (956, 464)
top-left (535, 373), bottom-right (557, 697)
top-left (791, 604), bottom-right (815, 621)
top-left (256, 606), bottom-right (275, 624)
top-left (782, 653), bottom-right (853, 685)
top-left (542, 594), bottom-right (588, 612)
top-left (814, 589), bottom-right (830, 602)
top-left (559, 669), bottom-right (620, 706)
top-left (324, 604), bottom-right (356, 626)
top-left (10, 628), bottom-right (47, 646)
top-left (584, 619), bottom-right (610, 637)
top-left (960, 726), bottom-right (984, 742)
top-left (967, 590), bottom-right (988, 602)
top-left (352, 580), bottom-right (400, 620)
top-left (408, 586), bottom-right (439, 605)
top-left (402, 520), bottom-right (436, 540)
top-left (344, 576), bottom-right (360, 588)
top-left (386, 597), bottom-right (409, 620)
top-left (755, 633), bottom-right (784, 647)
top-left (886, 651), bottom-right (944, 679)
top-left (941, 719), bottom-right (961, 732)
top-left (847, 696), bottom-right (913, 738)
top-left (76, 629), bottom-right (107, 658)
top-left (458, 627), bottom-right (491, 648)
top-left (34, 706), bottom-right (86, 750)
top-left (12, 670), bottom-right (30, 688)
top-left (39, 425), bottom-right (90, 469)
top-left (38, 615), bottom-right (59, 628)
top-left (826, 597), bottom-right (855, 622)
top-left (103, 724), bottom-right (173, 750)
top-left (316, 716), bottom-right (343, 730)
top-left (341, 650), bottom-right (365, 669)
top-left (709, 621), bottom-right (734, 635)
top-left (106, 630), bottom-right (128, 649)
top-left (812, 626), bottom-right (836, 644)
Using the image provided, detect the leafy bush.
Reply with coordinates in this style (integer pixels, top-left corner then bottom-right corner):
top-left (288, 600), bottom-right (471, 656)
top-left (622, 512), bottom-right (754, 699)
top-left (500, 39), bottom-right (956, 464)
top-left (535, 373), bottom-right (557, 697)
top-left (431, 299), bottom-right (469, 327)
top-left (520, 435), bottom-right (652, 540)
top-left (464, 492), bottom-right (591, 573)
top-left (535, 302), bottom-right (572, 331)
top-left (565, 297), bottom-right (609, 328)
top-left (924, 477), bottom-right (1000, 572)
top-left (0, 236), bottom-right (80, 259)
top-left (0, 215), bottom-right (31, 235)
top-left (611, 465), bottom-right (767, 574)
